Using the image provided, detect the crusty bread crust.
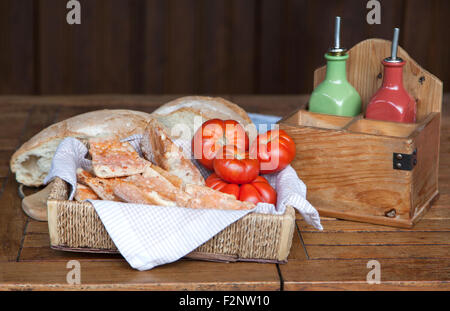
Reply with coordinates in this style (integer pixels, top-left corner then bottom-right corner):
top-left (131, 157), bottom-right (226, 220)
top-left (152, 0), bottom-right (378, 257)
top-left (89, 138), bottom-right (147, 178)
top-left (74, 184), bottom-right (100, 202)
top-left (152, 96), bottom-right (253, 128)
top-left (149, 163), bottom-right (184, 189)
top-left (141, 118), bottom-right (205, 186)
top-left (185, 184), bottom-right (255, 210)
top-left (11, 109), bottom-right (152, 186)
top-left (76, 168), bottom-right (122, 201)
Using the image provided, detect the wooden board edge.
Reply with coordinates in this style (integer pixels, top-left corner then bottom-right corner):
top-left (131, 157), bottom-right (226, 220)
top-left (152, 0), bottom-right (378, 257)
top-left (276, 206), bottom-right (296, 261)
top-left (317, 207), bottom-right (414, 229)
top-left (46, 199), bottom-right (60, 246)
top-left (50, 245), bottom-right (120, 254)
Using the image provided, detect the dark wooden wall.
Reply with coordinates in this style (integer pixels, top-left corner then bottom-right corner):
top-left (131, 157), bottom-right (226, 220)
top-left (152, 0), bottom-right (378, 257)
top-left (0, 0), bottom-right (448, 95)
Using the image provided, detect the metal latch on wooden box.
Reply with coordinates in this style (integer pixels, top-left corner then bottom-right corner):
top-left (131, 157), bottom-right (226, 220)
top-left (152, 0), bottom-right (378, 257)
top-left (393, 149), bottom-right (417, 171)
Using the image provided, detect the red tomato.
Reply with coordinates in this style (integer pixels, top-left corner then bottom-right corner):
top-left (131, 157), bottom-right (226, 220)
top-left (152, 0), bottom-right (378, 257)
top-left (250, 129), bottom-right (296, 174)
top-left (206, 173), bottom-right (277, 205)
top-left (192, 119), bottom-right (249, 170)
top-left (213, 145), bottom-right (259, 184)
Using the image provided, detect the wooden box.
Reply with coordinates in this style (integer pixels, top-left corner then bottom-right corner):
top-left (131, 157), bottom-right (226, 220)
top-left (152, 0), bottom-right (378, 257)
top-left (279, 39), bottom-right (443, 228)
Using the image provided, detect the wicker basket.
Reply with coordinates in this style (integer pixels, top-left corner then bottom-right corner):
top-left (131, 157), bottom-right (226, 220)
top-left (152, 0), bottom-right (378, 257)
top-left (47, 177), bottom-right (296, 263)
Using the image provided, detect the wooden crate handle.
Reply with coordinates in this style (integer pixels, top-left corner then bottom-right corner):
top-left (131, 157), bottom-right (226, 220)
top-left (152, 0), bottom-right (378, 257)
top-left (313, 38), bottom-right (443, 121)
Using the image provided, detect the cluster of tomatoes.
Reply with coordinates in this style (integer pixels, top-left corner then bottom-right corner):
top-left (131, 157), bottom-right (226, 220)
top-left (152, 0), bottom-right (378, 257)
top-left (191, 119), bottom-right (296, 205)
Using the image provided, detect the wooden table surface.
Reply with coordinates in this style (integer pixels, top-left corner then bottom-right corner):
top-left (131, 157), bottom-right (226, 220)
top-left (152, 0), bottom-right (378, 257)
top-left (0, 94), bottom-right (449, 291)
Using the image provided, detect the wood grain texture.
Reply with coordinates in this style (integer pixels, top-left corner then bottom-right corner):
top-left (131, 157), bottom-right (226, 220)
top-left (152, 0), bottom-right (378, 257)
top-left (38, 0), bottom-right (134, 94)
top-left (0, 261), bottom-right (281, 291)
top-left (280, 119), bottom-right (416, 225)
top-left (0, 0), bottom-right (34, 94)
top-left (280, 259), bottom-right (450, 291)
top-left (402, 0), bottom-right (450, 95)
top-left (411, 113), bottom-right (441, 217)
top-left (0, 177), bottom-right (28, 261)
top-left (0, 1), bottom-right (449, 95)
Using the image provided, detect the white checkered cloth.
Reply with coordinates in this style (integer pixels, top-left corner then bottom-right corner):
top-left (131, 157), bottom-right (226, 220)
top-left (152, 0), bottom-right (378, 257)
top-left (44, 115), bottom-right (322, 271)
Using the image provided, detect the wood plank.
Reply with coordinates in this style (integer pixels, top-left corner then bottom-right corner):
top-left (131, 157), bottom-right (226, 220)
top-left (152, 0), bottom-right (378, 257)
top-left (198, 0), bottom-right (229, 94)
top-left (280, 259), bottom-right (450, 290)
top-left (139, 0), bottom-right (167, 93)
top-left (20, 106), bottom-right (60, 143)
top-left (38, 0), bottom-right (133, 94)
top-left (402, 0), bottom-right (450, 95)
top-left (305, 244), bottom-right (450, 260)
top-left (258, 0), bottom-right (286, 93)
top-left (26, 220), bottom-right (49, 234)
top-left (0, 0), bottom-right (34, 94)
top-left (37, 0), bottom-right (72, 94)
top-left (19, 246), bottom-right (124, 262)
top-left (284, 0), bottom-right (308, 94)
top-left (0, 104), bottom-right (59, 261)
top-left (0, 107), bottom-right (35, 261)
top-left (229, 0), bottom-right (256, 93)
top-left (0, 138), bottom-right (21, 151)
top-left (165, 0), bottom-right (199, 93)
top-left (23, 233), bottom-right (50, 248)
top-left (297, 218), bottom-right (450, 232)
top-left (301, 231), bottom-right (450, 245)
top-left (435, 188), bottom-right (450, 199)
top-left (422, 206), bottom-right (450, 219)
top-left (19, 228), bottom-right (123, 262)
top-left (0, 111), bottom-right (30, 139)
top-left (0, 177), bottom-right (28, 261)
top-left (0, 150), bottom-right (15, 178)
top-left (0, 260), bottom-right (281, 290)
top-left (0, 95), bottom-right (179, 109)
top-left (21, 219), bottom-right (125, 262)
top-left (287, 225), bottom-right (307, 260)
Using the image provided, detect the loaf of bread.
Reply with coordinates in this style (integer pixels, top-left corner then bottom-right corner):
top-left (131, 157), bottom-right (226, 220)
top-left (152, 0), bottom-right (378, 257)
top-left (151, 96), bottom-right (254, 146)
top-left (10, 109), bottom-right (153, 187)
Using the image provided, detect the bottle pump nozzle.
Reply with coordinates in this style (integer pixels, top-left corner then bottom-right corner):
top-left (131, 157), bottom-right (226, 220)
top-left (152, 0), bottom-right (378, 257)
top-left (329, 16), bottom-right (346, 55)
top-left (386, 28), bottom-right (402, 63)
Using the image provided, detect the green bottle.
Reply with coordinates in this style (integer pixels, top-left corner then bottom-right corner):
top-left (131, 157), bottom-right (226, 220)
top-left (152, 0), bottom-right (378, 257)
top-left (309, 17), bottom-right (361, 117)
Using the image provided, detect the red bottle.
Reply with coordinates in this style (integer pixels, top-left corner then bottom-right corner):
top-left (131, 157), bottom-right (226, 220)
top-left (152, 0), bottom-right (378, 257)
top-left (365, 28), bottom-right (417, 123)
